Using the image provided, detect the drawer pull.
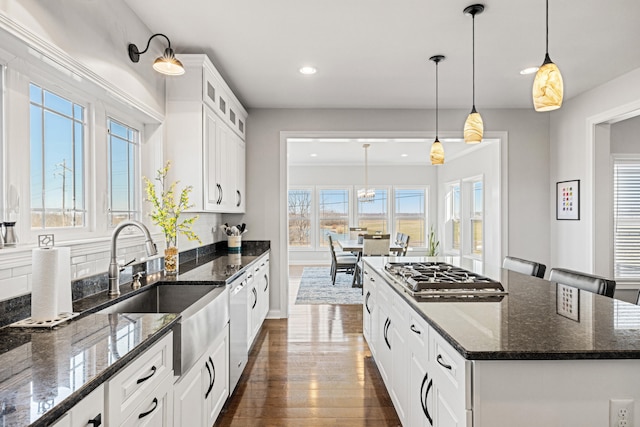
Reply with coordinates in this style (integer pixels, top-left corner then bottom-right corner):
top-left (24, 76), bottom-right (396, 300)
top-left (87, 414), bottom-right (102, 426)
top-left (410, 324), bottom-right (421, 335)
top-left (264, 276), bottom-right (269, 292)
top-left (136, 365), bottom-right (157, 384)
top-left (138, 398), bottom-right (158, 419)
top-left (205, 357), bottom-right (216, 399)
top-left (365, 292), bottom-right (371, 314)
top-left (436, 354), bottom-right (452, 370)
top-left (252, 287), bottom-right (258, 309)
top-left (383, 318), bottom-right (391, 350)
top-left (420, 372), bottom-right (433, 425)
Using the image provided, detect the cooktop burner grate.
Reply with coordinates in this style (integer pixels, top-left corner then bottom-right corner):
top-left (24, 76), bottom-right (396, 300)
top-left (383, 261), bottom-right (506, 299)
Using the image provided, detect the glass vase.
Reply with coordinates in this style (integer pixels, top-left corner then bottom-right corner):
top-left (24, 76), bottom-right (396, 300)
top-left (164, 237), bottom-right (179, 275)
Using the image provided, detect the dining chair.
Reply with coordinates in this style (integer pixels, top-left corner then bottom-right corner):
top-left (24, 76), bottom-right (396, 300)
top-left (349, 227), bottom-right (368, 240)
top-left (548, 267), bottom-right (616, 298)
top-left (502, 256), bottom-right (546, 278)
top-left (327, 235), bottom-right (357, 285)
top-left (400, 234), bottom-right (410, 256)
top-left (395, 232), bottom-right (403, 245)
top-left (352, 234), bottom-right (391, 287)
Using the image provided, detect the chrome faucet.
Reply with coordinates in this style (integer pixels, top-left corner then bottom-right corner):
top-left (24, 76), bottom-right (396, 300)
top-left (108, 220), bottom-right (158, 297)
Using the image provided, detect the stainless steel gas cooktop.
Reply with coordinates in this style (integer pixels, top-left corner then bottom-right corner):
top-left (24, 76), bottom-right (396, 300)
top-left (383, 261), bottom-right (506, 301)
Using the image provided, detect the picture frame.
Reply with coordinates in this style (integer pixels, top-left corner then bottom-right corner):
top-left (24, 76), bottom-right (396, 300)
top-left (556, 179), bottom-right (580, 220)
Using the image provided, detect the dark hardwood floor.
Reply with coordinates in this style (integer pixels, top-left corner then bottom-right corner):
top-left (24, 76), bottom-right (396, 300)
top-left (214, 265), bottom-right (401, 426)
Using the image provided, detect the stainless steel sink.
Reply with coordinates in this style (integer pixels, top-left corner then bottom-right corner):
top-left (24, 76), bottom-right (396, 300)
top-left (99, 283), bottom-right (229, 376)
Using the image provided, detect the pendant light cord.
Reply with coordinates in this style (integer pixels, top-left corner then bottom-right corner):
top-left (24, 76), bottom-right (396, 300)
top-left (545, 0), bottom-right (549, 54)
top-left (472, 14), bottom-right (476, 108)
top-left (435, 60), bottom-right (439, 139)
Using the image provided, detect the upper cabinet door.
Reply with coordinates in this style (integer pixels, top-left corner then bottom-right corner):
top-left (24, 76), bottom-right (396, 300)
top-left (165, 54), bottom-right (247, 213)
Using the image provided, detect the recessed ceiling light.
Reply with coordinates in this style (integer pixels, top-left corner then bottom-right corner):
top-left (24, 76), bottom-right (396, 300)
top-left (310, 153), bottom-right (317, 157)
top-left (299, 66), bottom-right (317, 75)
top-left (401, 154), bottom-right (408, 157)
top-left (520, 67), bottom-right (539, 75)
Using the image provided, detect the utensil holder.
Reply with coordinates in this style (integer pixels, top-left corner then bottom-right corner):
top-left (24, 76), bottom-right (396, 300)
top-left (228, 235), bottom-right (241, 253)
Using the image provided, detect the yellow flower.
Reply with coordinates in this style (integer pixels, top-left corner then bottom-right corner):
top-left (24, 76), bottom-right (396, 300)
top-left (143, 161), bottom-right (202, 245)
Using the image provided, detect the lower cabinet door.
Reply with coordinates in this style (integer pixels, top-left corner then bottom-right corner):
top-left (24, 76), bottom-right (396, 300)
top-left (434, 386), bottom-right (464, 427)
top-left (122, 373), bottom-right (173, 427)
top-left (173, 360), bottom-right (205, 427)
top-left (410, 352), bottom-right (432, 427)
top-left (205, 324), bottom-right (230, 427)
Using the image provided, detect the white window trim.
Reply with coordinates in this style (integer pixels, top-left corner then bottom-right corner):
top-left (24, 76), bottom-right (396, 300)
top-left (612, 155), bottom-right (640, 282)
top-left (444, 180), bottom-right (462, 255)
top-left (354, 185), bottom-right (392, 235)
top-left (392, 185), bottom-right (429, 248)
top-left (317, 185), bottom-right (352, 249)
top-left (288, 186), bottom-right (315, 251)
top-left (462, 174), bottom-right (484, 262)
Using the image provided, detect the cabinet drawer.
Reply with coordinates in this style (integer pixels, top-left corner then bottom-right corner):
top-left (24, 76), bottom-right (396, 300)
top-left (107, 332), bottom-right (173, 425)
top-left (51, 384), bottom-right (104, 427)
top-left (432, 331), bottom-right (470, 411)
top-left (121, 371), bottom-right (173, 427)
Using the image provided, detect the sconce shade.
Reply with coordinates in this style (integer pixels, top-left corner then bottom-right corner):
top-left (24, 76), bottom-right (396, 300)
top-left (128, 33), bottom-right (185, 76)
top-left (153, 48), bottom-right (185, 76)
top-left (430, 139), bottom-right (445, 165)
top-left (464, 110), bottom-right (483, 144)
top-left (532, 56), bottom-right (563, 111)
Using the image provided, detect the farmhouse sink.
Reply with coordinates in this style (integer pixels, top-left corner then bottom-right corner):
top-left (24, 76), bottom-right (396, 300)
top-left (99, 283), bottom-right (229, 376)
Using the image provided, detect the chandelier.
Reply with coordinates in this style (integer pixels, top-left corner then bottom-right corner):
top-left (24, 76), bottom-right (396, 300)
top-left (358, 143), bottom-right (375, 202)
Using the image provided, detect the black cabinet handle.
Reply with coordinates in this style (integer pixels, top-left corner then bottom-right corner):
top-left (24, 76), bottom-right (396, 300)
top-left (220, 185), bottom-right (224, 204)
top-left (136, 365), bottom-right (157, 384)
top-left (205, 357), bottom-right (216, 399)
top-left (252, 288), bottom-right (257, 309)
top-left (365, 292), bottom-right (371, 314)
top-left (437, 354), bottom-right (452, 370)
top-left (384, 318), bottom-right (391, 350)
top-left (87, 414), bottom-right (102, 426)
top-left (236, 190), bottom-right (241, 207)
top-left (410, 324), bottom-right (421, 335)
top-left (138, 398), bottom-right (158, 419)
top-left (264, 275), bottom-right (269, 292)
top-left (420, 372), bottom-right (433, 426)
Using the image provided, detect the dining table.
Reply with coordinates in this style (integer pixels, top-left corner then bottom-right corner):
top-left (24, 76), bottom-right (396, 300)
top-left (337, 239), bottom-right (404, 287)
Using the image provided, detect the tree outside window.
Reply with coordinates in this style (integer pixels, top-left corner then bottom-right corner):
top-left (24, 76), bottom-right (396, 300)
top-left (288, 189), bottom-right (312, 247)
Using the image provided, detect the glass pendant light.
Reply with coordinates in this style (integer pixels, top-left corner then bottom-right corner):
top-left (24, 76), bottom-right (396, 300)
top-left (463, 4), bottom-right (484, 144)
top-left (532, 0), bottom-right (563, 111)
top-left (430, 55), bottom-right (445, 165)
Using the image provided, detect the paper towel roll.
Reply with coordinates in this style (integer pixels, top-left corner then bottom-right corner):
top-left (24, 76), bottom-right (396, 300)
top-left (31, 248), bottom-right (71, 321)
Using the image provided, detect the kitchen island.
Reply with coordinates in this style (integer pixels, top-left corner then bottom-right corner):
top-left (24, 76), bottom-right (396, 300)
top-left (363, 256), bottom-right (640, 427)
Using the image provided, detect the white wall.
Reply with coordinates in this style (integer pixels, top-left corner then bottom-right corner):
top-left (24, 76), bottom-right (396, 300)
top-left (550, 66), bottom-right (640, 273)
top-left (611, 115), bottom-right (640, 153)
top-left (243, 108), bottom-right (550, 317)
top-left (437, 141), bottom-right (502, 273)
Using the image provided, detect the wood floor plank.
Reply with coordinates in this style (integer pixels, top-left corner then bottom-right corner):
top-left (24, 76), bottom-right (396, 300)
top-left (214, 265), bottom-right (401, 427)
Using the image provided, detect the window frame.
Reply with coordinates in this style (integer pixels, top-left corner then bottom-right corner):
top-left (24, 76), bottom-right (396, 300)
top-left (317, 185), bottom-right (352, 248)
top-left (463, 175), bottom-right (484, 261)
top-left (392, 185), bottom-right (429, 248)
top-left (354, 185), bottom-right (391, 235)
top-left (444, 180), bottom-right (462, 255)
top-left (287, 186), bottom-right (315, 250)
top-left (106, 115), bottom-right (142, 227)
top-left (612, 156), bottom-right (640, 281)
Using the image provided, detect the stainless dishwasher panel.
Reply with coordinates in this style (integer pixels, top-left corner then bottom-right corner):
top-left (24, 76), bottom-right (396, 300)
top-left (229, 273), bottom-right (249, 392)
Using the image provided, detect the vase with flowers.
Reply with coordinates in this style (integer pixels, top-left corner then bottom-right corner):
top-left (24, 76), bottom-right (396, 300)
top-left (143, 161), bottom-right (201, 275)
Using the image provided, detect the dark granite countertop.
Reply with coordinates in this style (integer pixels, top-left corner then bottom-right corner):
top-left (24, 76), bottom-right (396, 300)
top-left (0, 243), bottom-right (270, 426)
top-left (0, 313), bottom-right (178, 427)
top-left (365, 256), bottom-right (640, 361)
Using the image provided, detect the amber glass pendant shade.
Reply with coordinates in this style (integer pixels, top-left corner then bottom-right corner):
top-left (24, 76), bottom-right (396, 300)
top-left (430, 139), bottom-right (444, 165)
top-left (464, 110), bottom-right (483, 144)
top-left (532, 56), bottom-right (563, 111)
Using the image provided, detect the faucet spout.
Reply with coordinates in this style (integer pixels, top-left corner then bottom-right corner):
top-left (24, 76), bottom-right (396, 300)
top-left (108, 220), bottom-right (158, 297)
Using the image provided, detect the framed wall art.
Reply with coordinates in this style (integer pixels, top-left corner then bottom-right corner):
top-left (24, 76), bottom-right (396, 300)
top-left (556, 179), bottom-right (580, 220)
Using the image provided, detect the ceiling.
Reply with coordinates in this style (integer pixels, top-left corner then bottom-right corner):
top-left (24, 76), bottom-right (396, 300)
top-left (124, 0), bottom-right (640, 110)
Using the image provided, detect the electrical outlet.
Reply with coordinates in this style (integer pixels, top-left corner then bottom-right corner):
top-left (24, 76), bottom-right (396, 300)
top-left (610, 399), bottom-right (634, 427)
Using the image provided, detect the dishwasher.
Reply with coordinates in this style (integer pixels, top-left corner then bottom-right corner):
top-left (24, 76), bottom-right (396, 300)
top-left (228, 272), bottom-right (249, 392)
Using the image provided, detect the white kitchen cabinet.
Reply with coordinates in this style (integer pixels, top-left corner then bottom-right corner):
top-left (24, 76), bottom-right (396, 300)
top-left (173, 324), bottom-right (229, 427)
top-left (407, 313), bottom-right (431, 427)
top-left (248, 255), bottom-right (270, 348)
top-left (51, 384), bottom-right (104, 427)
top-left (362, 265), bottom-right (376, 353)
top-left (106, 332), bottom-right (173, 426)
top-left (165, 54), bottom-right (246, 213)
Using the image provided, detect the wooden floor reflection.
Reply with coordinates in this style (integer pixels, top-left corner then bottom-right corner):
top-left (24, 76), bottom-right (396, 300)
top-left (214, 265), bottom-right (401, 426)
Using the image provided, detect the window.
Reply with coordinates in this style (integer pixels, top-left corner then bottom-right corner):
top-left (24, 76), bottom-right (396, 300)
top-left (357, 188), bottom-right (388, 234)
top-left (288, 189), bottom-right (313, 247)
top-left (30, 83), bottom-right (85, 229)
top-left (108, 118), bottom-right (139, 226)
top-left (394, 188), bottom-right (426, 247)
top-left (471, 180), bottom-right (483, 255)
top-left (445, 182), bottom-right (461, 251)
top-left (613, 158), bottom-right (640, 280)
top-left (318, 188), bottom-right (349, 247)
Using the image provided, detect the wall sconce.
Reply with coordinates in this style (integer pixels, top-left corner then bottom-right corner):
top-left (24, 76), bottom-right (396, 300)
top-left (128, 33), bottom-right (185, 76)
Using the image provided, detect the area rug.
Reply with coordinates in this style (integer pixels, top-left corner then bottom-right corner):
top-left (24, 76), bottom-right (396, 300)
top-left (295, 267), bottom-right (363, 305)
